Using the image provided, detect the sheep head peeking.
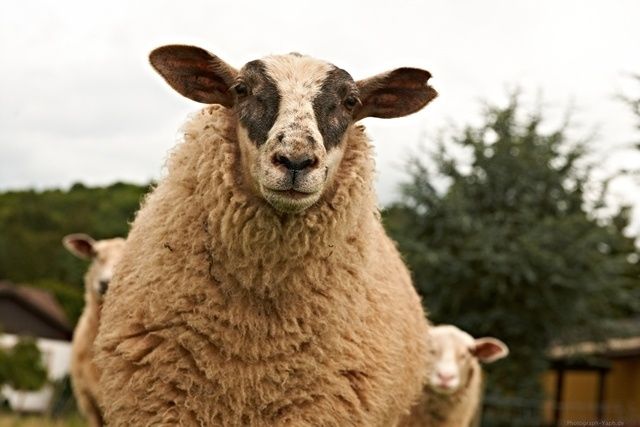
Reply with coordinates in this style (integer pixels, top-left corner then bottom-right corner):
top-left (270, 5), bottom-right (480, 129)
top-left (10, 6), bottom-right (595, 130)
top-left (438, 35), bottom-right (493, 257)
top-left (63, 234), bottom-right (126, 300)
top-left (428, 325), bottom-right (509, 395)
top-left (149, 45), bottom-right (437, 213)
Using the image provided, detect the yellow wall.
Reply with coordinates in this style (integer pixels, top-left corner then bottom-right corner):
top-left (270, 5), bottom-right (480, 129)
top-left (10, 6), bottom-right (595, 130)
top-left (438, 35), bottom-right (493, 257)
top-left (542, 357), bottom-right (640, 424)
top-left (603, 358), bottom-right (640, 421)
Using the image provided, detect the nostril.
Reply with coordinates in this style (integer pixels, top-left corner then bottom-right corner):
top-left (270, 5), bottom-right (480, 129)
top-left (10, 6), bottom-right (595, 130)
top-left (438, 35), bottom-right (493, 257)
top-left (273, 154), bottom-right (293, 169)
top-left (273, 154), bottom-right (318, 171)
top-left (302, 156), bottom-right (320, 170)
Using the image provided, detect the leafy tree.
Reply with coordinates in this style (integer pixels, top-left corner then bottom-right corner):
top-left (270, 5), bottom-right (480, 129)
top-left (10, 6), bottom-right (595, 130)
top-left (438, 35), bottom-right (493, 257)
top-left (384, 96), bottom-right (640, 426)
top-left (0, 344), bottom-right (9, 385)
top-left (4, 337), bottom-right (48, 391)
top-left (0, 182), bottom-right (149, 324)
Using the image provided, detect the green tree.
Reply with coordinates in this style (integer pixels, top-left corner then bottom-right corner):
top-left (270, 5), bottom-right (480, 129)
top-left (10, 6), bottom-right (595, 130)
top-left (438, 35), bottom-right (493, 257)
top-left (0, 182), bottom-right (149, 324)
top-left (4, 337), bottom-right (48, 391)
top-left (0, 344), bottom-right (9, 385)
top-left (384, 96), bottom-right (640, 426)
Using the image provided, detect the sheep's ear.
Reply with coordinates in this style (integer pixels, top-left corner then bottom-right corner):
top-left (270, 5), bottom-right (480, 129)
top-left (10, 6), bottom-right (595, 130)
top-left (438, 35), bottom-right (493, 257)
top-left (354, 68), bottom-right (437, 120)
top-left (471, 338), bottom-right (509, 364)
top-left (149, 45), bottom-right (238, 107)
top-left (63, 234), bottom-right (96, 260)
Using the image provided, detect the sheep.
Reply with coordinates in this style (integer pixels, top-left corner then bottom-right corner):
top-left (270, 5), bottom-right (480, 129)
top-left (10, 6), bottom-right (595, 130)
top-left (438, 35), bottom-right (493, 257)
top-left (399, 325), bottom-right (509, 427)
top-left (95, 45), bottom-right (438, 426)
top-left (63, 234), bottom-right (125, 427)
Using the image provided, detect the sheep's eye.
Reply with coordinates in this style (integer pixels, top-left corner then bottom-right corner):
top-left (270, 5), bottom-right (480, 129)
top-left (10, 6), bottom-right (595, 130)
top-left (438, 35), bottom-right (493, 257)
top-left (232, 82), bottom-right (249, 97)
top-left (343, 95), bottom-right (360, 111)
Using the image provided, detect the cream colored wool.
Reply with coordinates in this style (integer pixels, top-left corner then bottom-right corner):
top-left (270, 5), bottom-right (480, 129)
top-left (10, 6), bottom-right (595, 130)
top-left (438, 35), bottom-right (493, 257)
top-left (399, 363), bottom-right (482, 427)
top-left (96, 105), bottom-right (430, 426)
top-left (70, 238), bottom-right (125, 427)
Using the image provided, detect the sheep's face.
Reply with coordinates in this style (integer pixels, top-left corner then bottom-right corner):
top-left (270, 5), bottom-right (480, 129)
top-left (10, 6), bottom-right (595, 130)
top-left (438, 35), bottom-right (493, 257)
top-left (63, 234), bottom-right (126, 301)
top-left (149, 45), bottom-right (437, 213)
top-left (232, 55), bottom-right (352, 213)
top-left (428, 325), bottom-right (509, 395)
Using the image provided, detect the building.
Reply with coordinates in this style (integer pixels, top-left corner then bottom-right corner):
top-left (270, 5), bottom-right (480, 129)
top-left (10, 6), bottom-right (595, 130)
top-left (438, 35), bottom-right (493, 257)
top-left (543, 324), bottom-right (640, 426)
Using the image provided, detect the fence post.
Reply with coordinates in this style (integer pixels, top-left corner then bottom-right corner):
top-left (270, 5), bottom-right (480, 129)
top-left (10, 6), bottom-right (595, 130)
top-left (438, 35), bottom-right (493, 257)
top-left (553, 365), bottom-right (565, 427)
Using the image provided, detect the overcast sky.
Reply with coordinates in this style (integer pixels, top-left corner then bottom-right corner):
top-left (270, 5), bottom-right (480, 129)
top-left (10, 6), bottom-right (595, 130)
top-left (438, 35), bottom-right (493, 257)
top-left (1, 0), bottom-right (639, 229)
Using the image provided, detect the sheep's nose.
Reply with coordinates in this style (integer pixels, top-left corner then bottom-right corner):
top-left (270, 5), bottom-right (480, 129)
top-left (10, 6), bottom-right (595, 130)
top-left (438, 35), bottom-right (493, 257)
top-left (272, 153), bottom-right (318, 171)
top-left (437, 372), bottom-right (455, 383)
top-left (98, 279), bottom-right (110, 295)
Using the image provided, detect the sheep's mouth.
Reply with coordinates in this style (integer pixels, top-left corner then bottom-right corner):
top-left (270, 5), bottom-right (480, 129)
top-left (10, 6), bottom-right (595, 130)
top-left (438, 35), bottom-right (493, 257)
top-left (271, 189), bottom-right (315, 200)
top-left (430, 382), bottom-right (459, 395)
top-left (262, 187), bottom-right (321, 213)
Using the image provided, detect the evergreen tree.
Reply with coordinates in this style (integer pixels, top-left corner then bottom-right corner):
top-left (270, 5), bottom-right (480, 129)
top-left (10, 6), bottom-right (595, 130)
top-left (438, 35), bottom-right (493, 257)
top-left (384, 96), bottom-right (640, 426)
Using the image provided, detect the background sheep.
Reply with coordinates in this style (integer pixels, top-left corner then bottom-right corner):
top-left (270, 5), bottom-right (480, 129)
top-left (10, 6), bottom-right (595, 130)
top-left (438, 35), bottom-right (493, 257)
top-left (63, 234), bottom-right (125, 427)
top-left (400, 324), bottom-right (509, 427)
top-left (95, 45), bottom-right (437, 426)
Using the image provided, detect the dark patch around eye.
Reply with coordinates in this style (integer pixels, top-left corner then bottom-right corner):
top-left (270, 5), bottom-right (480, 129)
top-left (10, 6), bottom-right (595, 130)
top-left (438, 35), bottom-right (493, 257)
top-left (313, 67), bottom-right (357, 150)
top-left (235, 60), bottom-right (281, 146)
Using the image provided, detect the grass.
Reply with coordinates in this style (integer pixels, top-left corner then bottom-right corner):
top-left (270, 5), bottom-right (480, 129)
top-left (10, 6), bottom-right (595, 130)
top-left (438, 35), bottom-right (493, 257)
top-left (0, 413), bottom-right (86, 427)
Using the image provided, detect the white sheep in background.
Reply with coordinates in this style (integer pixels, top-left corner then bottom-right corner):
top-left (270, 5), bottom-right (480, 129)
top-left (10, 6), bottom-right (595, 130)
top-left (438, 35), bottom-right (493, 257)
top-left (63, 234), bottom-right (125, 427)
top-left (400, 324), bottom-right (509, 427)
top-left (95, 45), bottom-right (438, 426)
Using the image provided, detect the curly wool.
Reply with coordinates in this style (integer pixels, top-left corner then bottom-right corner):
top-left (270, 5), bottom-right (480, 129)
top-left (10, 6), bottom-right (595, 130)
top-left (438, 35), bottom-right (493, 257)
top-left (96, 105), bottom-right (430, 426)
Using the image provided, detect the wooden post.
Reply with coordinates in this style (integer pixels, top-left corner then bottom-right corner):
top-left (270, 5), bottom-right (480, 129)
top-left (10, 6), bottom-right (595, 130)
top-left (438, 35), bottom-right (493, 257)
top-left (553, 366), bottom-right (565, 427)
top-left (596, 368), bottom-right (606, 422)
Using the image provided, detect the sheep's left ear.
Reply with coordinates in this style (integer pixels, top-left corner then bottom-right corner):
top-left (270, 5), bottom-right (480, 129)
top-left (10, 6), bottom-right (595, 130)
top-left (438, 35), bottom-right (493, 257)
top-left (471, 338), bottom-right (509, 363)
top-left (354, 68), bottom-right (437, 121)
top-left (63, 233), bottom-right (96, 260)
top-left (149, 45), bottom-right (238, 107)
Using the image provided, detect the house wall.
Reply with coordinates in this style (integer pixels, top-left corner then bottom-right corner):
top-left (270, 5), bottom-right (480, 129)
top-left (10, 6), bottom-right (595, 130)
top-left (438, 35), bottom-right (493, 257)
top-left (603, 358), bottom-right (640, 422)
top-left (542, 357), bottom-right (640, 425)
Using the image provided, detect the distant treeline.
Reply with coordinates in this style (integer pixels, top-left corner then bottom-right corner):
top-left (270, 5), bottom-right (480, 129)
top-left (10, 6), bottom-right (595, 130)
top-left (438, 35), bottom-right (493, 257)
top-left (0, 182), bottom-right (150, 324)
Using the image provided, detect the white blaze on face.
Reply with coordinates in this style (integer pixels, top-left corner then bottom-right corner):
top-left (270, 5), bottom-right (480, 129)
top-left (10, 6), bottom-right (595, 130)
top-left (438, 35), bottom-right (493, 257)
top-left (262, 54), bottom-right (332, 149)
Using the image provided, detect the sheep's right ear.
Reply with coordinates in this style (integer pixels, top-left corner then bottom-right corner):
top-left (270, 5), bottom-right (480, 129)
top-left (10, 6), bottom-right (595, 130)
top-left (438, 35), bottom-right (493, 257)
top-left (472, 338), bottom-right (509, 364)
top-left (63, 234), bottom-right (96, 260)
top-left (354, 68), bottom-right (437, 120)
top-left (149, 45), bottom-right (238, 107)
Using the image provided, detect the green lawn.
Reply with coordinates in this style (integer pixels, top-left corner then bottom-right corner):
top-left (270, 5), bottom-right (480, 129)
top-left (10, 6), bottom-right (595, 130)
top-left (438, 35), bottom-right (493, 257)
top-left (0, 414), bottom-right (86, 427)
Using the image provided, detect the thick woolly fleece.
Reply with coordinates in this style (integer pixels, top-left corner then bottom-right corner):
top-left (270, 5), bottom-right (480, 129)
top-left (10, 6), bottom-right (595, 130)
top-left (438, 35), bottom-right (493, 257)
top-left (399, 361), bottom-right (483, 427)
top-left (72, 277), bottom-right (106, 426)
top-left (95, 105), bottom-right (430, 426)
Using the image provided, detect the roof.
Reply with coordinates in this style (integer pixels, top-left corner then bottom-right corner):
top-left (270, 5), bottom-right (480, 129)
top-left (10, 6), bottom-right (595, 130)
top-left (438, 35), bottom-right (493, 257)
top-left (547, 316), bottom-right (640, 360)
top-left (550, 336), bottom-right (640, 359)
top-left (0, 280), bottom-right (72, 340)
